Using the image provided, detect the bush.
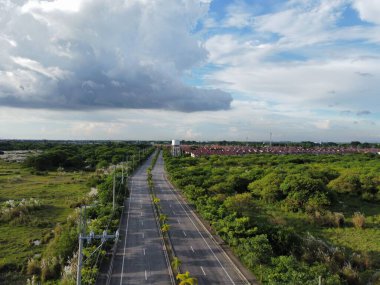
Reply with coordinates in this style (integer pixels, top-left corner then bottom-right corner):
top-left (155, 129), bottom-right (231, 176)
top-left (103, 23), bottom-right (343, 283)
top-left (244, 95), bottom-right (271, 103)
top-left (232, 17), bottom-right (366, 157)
top-left (352, 212), bottom-right (365, 229)
top-left (236, 234), bottom-right (273, 268)
top-left (248, 172), bottom-right (285, 202)
top-left (328, 172), bottom-right (361, 195)
top-left (311, 211), bottom-right (345, 228)
top-left (334, 212), bottom-right (345, 228)
top-left (26, 258), bottom-right (41, 275)
top-left (370, 271), bottom-right (380, 285)
top-left (267, 255), bottom-right (341, 285)
top-left (0, 198), bottom-right (42, 223)
top-left (41, 257), bottom-right (61, 281)
top-left (281, 174), bottom-right (330, 212)
top-left (342, 263), bottom-right (360, 285)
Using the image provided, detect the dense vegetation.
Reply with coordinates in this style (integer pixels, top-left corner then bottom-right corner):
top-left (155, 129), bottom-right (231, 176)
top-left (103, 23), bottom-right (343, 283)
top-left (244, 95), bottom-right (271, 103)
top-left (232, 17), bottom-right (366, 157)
top-left (24, 141), bottom-right (150, 171)
top-left (0, 142), bottom-right (153, 284)
top-left (164, 151), bottom-right (380, 284)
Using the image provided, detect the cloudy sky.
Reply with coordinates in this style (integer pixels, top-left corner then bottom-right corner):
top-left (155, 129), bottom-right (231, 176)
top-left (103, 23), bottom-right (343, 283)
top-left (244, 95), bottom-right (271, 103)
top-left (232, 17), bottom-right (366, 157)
top-left (0, 0), bottom-right (379, 142)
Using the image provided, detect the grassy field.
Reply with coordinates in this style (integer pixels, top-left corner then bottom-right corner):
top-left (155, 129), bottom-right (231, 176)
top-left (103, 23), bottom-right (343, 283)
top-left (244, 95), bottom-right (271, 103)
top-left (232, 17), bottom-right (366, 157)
top-left (0, 159), bottom-right (91, 283)
top-left (260, 195), bottom-right (380, 252)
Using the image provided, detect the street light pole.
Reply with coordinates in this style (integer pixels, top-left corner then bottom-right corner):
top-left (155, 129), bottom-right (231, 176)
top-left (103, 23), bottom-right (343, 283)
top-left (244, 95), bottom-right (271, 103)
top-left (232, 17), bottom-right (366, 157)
top-left (112, 166), bottom-right (116, 211)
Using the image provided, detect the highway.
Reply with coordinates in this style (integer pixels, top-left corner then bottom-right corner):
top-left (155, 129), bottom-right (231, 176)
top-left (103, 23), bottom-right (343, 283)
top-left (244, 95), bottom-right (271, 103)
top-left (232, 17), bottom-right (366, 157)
top-left (108, 153), bottom-right (174, 285)
top-left (152, 152), bottom-right (252, 285)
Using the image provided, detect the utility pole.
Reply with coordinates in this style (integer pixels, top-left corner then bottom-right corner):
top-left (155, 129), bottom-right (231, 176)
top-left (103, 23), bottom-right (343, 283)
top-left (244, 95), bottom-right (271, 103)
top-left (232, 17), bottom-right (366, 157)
top-left (77, 232), bottom-right (83, 285)
top-left (121, 163), bottom-right (124, 185)
top-left (77, 206), bottom-right (84, 285)
top-left (112, 166), bottom-right (116, 211)
top-left (76, 230), bottom-right (119, 285)
top-left (76, 206), bottom-right (119, 285)
top-left (126, 155), bottom-right (128, 175)
top-left (269, 130), bottom-right (272, 147)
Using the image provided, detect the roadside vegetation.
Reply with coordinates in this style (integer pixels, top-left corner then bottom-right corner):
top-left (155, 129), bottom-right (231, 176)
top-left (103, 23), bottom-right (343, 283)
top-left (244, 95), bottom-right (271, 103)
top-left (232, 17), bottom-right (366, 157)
top-left (147, 149), bottom-right (198, 285)
top-left (164, 150), bottom-right (380, 284)
top-left (0, 141), bottom-right (152, 284)
top-left (0, 159), bottom-right (90, 284)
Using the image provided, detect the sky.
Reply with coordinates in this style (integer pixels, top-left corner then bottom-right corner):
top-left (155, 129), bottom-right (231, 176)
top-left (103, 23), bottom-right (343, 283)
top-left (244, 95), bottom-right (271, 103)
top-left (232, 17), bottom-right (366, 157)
top-left (0, 0), bottom-right (379, 142)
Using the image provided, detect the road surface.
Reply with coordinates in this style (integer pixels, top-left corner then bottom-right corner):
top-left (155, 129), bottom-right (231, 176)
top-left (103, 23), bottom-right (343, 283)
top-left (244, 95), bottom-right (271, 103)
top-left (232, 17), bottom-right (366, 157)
top-left (152, 152), bottom-right (251, 285)
top-left (108, 153), bottom-right (173, 285)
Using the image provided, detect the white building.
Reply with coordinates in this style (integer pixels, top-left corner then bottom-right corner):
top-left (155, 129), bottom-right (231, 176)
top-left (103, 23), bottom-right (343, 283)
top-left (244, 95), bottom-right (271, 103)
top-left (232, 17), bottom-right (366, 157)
top-left (171, 140), bottom-right (181, 156)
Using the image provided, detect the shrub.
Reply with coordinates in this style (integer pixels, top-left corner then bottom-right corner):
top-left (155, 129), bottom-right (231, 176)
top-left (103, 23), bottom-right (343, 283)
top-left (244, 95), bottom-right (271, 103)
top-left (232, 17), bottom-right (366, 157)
top-left (0, 198), bottom-right (42, 223)
top-left (41, 257), bottom-right (61, 281)
top-left (26, 258), bottom-right (41, 275)
top-left (267, 255), bottom-right (341, 285)
top-left (334, 212), bottom-right (345, 228)
top-left (328, 172), bottom-right (361, 195)
top-left (352, 212), bottom-right (365, 229)
top-left (235, 234), bottom-right (273, 267)
top-left (342, 262), bottom-right (360, 285)
top-left (311, 211), bottom-right (344, 228)
top-left (248, 172), bottom-right (285, 202)
top-left (370, 271), bottom-right (380, 285)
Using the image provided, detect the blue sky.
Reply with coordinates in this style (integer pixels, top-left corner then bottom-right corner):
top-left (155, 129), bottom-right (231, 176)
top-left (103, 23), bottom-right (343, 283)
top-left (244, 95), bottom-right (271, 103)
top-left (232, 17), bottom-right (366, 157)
top-left (0, 0), bottom-right (379, 142)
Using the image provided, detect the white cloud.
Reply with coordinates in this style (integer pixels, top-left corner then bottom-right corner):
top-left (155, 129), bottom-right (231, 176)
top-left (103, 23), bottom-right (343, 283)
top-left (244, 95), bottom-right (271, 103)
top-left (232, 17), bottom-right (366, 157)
top-left (254, 0), bottom-right (346, 46)
top-left (314, 120), bottom-right (331, 130)
top-left (223, 1), bottom-right (253, 28)
top-left (21, 0), bottom-right (83, 13)
top-left (352, 0), bottom-right (380, 25)
top-left (203, 0), bottom-right (380, 114)
top-left (0, 99), bottom-right (377, 142)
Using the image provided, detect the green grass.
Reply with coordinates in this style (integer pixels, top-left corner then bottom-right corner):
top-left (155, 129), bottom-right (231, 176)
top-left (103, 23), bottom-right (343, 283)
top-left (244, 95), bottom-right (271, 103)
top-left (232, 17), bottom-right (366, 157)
top-left (259, 194), bottom-right (380, 253)
top-left (0, 159), bottom-right (90, 282)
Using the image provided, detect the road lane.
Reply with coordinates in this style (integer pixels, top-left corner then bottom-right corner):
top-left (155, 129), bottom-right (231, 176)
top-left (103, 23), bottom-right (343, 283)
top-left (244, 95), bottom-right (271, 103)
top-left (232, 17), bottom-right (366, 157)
top-left (152, 152), bottom-right (252, 285)
top-left (109, 154), bottom-right (173, 285)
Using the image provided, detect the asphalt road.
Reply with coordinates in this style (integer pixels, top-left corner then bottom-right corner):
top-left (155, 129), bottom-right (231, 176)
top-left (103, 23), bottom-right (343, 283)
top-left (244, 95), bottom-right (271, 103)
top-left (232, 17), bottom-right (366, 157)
top-left (109, 154), bottom-right (173, 285)
top-left (152, 152), bottom-right (251, 285)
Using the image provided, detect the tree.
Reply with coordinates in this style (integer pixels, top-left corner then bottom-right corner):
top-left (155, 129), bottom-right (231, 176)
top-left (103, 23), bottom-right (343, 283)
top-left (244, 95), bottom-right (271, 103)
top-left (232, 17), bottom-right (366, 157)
top-left (248, 172), bottom-right (285, 202)
top-left (153, 197), bottom-right (161, 204)
top-left (171, 256), bottom-right (182, 273)
top-left (280, 174), bottom-right (330, 212)
top-left (176, 271), bottom-right (198, 285)
top-left (159, 214), bottom-right (168, 223)
top-left (161, 223), bottom-right (170, 233)
top-left (236, 234), bottom-right (273, 267)
top-left (223, 192), bottom-right (255, 217)
top-left (328, 172), bottom-right (361, 195)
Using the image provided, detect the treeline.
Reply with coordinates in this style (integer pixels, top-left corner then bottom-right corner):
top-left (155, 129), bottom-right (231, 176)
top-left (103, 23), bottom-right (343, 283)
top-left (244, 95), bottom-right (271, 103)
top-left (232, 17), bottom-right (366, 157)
top-left (24, 142), bottom-right (152, 171)
top-left (164, 151), bottom-right (380, 284)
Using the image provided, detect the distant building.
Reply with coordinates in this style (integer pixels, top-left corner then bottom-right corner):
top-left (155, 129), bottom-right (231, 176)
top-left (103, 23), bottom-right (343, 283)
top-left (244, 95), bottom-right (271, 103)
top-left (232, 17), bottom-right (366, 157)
top-left (171, 140), bottom-right (181, 156)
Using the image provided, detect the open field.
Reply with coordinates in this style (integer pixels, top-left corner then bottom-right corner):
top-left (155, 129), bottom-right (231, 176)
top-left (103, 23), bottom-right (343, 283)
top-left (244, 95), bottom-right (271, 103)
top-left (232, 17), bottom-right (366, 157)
top-left (0, 159), bottom-right (90, 283)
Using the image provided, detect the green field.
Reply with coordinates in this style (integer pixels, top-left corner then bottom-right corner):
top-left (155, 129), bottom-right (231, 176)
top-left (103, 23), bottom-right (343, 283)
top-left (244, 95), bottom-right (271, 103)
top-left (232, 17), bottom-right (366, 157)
top-left (0, 159), bottom-right (90, 283)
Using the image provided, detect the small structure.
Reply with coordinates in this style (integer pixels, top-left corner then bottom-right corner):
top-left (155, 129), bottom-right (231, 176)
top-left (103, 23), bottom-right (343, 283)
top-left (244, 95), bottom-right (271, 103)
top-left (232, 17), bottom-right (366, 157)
top-left (171, 140), bottom-right (181, 157)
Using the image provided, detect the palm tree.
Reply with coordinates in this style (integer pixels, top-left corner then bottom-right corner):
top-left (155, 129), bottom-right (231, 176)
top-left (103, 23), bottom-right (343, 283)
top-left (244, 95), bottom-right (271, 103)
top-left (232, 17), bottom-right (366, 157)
top-left (161, 223), bottom-right (170, 233)
top-left (159, 214), bottom-right (168, 224)
top-left (171, 256), bottom-right (182, 273)
top-left (176, 271), bottom-right (198, 285)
